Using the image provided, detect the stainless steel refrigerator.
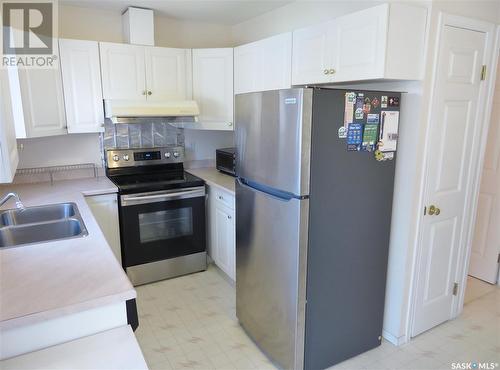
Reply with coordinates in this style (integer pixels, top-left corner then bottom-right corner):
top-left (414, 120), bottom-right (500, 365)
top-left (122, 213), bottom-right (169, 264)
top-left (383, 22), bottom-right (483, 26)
top-left (235, 88), bottom-right (400, 370)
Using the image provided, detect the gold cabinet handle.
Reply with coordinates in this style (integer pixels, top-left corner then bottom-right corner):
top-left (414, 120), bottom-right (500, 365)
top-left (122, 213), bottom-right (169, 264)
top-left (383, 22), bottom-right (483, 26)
top-left (329, 68), bottom-right (336, 74)
top-left (147, 91), bottom-right (152, 96)
top-left (323, 69), bottom-right (329, 75)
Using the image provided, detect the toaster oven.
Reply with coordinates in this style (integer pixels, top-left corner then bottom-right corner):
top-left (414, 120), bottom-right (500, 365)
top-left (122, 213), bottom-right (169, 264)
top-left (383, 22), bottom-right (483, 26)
top-left (216, 147), bottom-right (236, 176)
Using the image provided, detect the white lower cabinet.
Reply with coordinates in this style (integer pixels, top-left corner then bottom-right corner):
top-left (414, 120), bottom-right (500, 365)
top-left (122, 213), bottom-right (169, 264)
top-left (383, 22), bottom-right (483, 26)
top-left (207, 186), bottom-right (235, 281)
top-left (85, 193), bottom-right (122, 265)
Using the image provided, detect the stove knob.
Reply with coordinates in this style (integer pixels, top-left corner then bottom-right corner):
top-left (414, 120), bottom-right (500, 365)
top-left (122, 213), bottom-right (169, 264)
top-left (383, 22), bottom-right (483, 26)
top-left (123, 154), bottom-right (130, 161)
top-left (112, 154), bottom-right (119, 162)
top-left (173, 152), bottom-right (180, 158)
top-left (165, 152), bottom-right (171, 159)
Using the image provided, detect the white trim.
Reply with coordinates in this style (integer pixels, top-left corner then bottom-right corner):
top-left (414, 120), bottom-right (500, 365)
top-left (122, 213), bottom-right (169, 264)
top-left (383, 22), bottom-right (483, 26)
top-left (382, 329), bottom-right (408, 346)
top-left (452, 20), bottom-right (498, 319)
top-left (409, 12), bottom-right (497, 338)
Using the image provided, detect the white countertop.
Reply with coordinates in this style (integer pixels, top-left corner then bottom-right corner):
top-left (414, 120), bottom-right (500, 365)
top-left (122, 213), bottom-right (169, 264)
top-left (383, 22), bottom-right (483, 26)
top-left (0, 177), bottom-right (135, 329)
top-left (187, 167), bottom-right (235, 194)
top-left (1, 325), bottom-right (147, 369)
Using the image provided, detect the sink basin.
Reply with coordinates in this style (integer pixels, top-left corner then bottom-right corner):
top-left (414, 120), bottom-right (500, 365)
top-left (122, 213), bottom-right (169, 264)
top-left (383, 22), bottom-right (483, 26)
top-left (0, 202), bottom-right (88, 248)
top-left (0, 203), bottom-right (76, 226)
top-left (0, 219), bottom-right (87, 248)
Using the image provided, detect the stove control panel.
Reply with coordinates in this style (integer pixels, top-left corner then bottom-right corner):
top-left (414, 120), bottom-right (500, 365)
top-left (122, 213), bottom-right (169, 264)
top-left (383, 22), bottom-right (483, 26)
top-left (106, 146), bottom-right (185, 168)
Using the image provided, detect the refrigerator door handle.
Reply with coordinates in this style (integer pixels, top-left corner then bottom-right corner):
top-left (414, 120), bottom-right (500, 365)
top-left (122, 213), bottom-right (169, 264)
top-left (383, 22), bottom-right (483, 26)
top-left (237, 178), bottom-right (306, 202)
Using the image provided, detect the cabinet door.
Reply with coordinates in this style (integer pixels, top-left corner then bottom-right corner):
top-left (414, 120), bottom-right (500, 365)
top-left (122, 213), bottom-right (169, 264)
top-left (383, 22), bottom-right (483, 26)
top-left (85, 193), bottom-right (122, 265)
top-left (235, 33), bottom-right (292, 94)
top-left (234, 42), bottom-right (260, 95)
top-left (260, 33), bottom-right (292, 91)
top-left (99, 42), bottom-right (146, 100)
top-left (18, 42), bottom-right (67, 138)
top-left (0, 70), bottom-right (19, 183)
top-left (292, 21), bottom-right (335, 85)
top-left (214, 202), bottom-right (235, 280)
top-left (59, 39), bottom-right (104, 133)
top-left (192, 48), bottom-right (233, 129)
top-left (145, 47), bottom-right (190, 101)
top-left (332, 4), bottom-right (388, 82)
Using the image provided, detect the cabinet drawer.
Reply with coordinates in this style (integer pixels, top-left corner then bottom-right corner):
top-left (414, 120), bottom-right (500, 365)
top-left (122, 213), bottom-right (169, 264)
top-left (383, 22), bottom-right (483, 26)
top-left (213, 188), bottom-right (235, 210)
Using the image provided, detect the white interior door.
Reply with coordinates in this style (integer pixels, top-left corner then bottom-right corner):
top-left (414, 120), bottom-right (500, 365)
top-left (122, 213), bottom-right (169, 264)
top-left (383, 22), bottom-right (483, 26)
top-left (412, 25), bottom-right (488, 336)
top-left (469, 60), bottom-right (500, 284)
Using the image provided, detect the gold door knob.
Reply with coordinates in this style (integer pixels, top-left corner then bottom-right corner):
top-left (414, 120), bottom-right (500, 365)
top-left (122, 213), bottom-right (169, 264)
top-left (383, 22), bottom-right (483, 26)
top-left (428, 205), bottom-right (441, 216)
top-left (147, 91), bottom-right (152, 96)
top-left (329, 68), bottom-right (336, 74)
top-left (323, 69), bottom-right (329, 75)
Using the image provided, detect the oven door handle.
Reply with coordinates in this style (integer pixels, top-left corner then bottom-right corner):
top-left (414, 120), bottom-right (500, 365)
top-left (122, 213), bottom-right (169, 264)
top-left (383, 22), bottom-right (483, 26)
top-left (121, 188), bottom-right (205, 207)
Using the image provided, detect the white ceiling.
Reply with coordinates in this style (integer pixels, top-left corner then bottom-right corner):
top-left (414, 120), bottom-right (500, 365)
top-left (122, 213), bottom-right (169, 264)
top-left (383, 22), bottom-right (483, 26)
top-left (59, 0), bottom-right (293, 25)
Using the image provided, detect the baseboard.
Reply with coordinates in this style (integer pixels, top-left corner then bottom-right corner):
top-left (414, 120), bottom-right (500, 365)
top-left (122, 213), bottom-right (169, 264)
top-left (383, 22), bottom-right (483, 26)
top-left (382, 329), bottom-right (408, 346)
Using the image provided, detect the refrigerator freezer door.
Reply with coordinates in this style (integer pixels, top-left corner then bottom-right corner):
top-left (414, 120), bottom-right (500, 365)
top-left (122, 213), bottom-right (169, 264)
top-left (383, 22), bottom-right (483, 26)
top-left (236, 179), bottom-right (308, 370)
top-left (235, 88), bottom-right (313, 197)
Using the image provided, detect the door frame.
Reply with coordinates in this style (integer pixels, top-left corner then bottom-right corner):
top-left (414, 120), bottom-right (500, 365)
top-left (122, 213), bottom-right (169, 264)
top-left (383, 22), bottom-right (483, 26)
top-left (409, 13), bottom-right (498, 338)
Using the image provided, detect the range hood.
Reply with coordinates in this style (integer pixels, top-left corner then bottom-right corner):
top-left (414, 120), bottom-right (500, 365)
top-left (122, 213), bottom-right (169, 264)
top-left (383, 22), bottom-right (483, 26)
top-left (104, 99), bottom-right (200, 124)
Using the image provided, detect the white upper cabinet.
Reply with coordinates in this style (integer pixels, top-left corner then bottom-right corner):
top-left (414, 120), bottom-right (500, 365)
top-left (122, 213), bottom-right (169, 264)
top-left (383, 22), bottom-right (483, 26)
top-left (59, 39), bottom-right (104, 133)
top-left (0, 70), bottom-right (19, 183)
top-left (100, 42), bottom-right (146, 100)
top-left (234, 32), bottom-right (292, 94)
top-left (145, 47), bottom-right (191, 101)
top-left (292, 3), bottom-right (427, 85)
top-left (332, 4), bottom-right (388, 82)
top-left (192, 48), bottom-right (234, 130)
top-left (291, 21), bottom-right (335, 85)
top-left (100, 42), bottom-right (191, 101)
top-left (18, 41), bottom-right (67, 138)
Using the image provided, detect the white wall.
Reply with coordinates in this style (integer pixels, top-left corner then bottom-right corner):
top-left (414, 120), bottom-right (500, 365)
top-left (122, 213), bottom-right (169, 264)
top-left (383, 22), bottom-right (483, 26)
top-left (17, 134), bottom-right (102, 169)
top-left (231, 0), bottom-right (381, 44)
top-left (18, 4), bottom-right (234, 169)
top-left (59, 4), bottom-right (233, 47)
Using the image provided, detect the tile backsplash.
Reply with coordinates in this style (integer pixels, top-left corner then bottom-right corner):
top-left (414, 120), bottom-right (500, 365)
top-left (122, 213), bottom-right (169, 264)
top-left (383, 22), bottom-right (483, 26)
top-left (103, 120), bottom-right (184, 149)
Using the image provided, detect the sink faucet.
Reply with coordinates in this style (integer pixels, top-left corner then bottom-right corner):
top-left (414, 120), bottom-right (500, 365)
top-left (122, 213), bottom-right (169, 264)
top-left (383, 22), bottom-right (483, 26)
top-left (0, 192), bottom-right (24, 209)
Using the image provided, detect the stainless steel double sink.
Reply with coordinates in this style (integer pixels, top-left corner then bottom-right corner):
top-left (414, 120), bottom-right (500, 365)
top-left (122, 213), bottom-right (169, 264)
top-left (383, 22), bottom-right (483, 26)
top-left (0, 203), bottom-right (88, 248)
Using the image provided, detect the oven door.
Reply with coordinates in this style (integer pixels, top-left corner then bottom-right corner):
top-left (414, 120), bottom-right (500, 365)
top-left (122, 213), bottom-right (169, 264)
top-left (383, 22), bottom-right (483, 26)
top-left (119, 187), bottom-right (206, 268)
